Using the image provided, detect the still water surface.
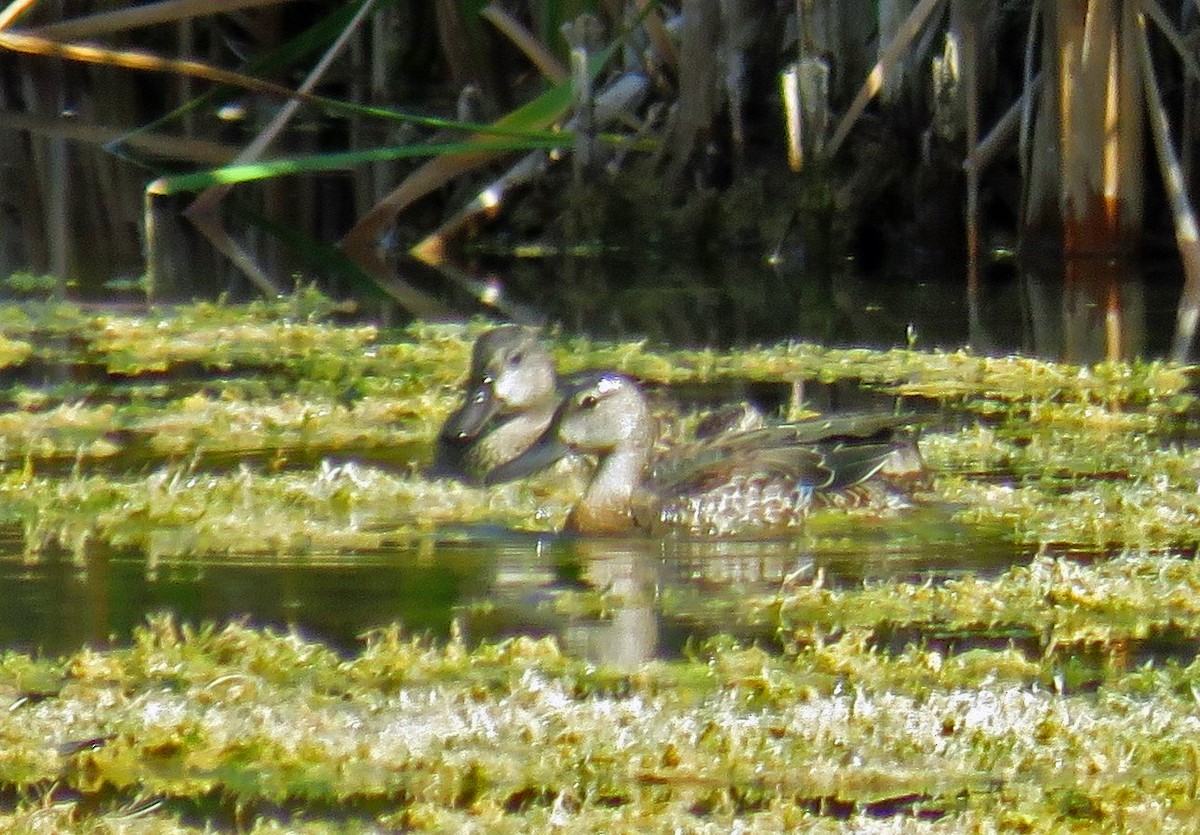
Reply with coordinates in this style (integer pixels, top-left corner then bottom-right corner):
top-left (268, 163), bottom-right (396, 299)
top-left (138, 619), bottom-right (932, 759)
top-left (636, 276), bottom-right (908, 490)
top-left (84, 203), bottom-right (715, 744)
top-left (0, 514), bottom-right (1028, 661)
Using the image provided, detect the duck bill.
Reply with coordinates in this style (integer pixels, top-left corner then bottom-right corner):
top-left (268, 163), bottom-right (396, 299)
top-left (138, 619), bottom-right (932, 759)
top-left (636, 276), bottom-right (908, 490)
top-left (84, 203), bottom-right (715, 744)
top-left (484, 431), bottom-right (573, 485)
top-left (442, 383), bottom-right (500, 441)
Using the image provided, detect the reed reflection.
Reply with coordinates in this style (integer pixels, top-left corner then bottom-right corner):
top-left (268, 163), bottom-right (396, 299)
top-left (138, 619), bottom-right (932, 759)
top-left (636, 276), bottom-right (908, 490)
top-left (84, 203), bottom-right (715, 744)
top-left (1007, 257), bottom-right (1159, 361)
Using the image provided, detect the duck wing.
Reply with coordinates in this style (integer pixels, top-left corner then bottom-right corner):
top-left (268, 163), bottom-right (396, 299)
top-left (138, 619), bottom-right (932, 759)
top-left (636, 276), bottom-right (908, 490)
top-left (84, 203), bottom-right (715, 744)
top-left (652, 413), bottom-right (912, 488)
top-left (818, 441), bottom-right (896, 489)
top-left (651, 436), bottom-right (896, 499)
top-left (757, 412), bottom-right (915, 445)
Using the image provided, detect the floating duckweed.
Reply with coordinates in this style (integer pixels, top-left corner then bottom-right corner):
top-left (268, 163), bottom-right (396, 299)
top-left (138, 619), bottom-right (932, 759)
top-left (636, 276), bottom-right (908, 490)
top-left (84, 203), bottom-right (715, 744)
top-left (0, 332), bottom-right (30, 368)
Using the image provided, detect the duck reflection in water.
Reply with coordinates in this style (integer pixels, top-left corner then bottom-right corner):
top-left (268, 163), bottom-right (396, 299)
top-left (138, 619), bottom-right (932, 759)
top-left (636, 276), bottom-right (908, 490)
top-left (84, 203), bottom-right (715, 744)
top-left (543, 537), bottom-right (817, 667)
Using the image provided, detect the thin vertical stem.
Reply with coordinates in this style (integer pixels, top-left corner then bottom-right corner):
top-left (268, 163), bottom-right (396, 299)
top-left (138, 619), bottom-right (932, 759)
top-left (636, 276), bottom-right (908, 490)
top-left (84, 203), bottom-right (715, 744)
top-left (826, 0), bottom-right (945, 157)
top-left (1136, 10), bottom-right (1200, 359)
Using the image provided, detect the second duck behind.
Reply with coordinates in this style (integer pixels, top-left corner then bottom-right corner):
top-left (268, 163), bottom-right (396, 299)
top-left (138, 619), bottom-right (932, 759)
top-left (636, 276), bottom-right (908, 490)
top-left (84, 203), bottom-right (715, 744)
top-left (434, 325), bottom-right (559, 483)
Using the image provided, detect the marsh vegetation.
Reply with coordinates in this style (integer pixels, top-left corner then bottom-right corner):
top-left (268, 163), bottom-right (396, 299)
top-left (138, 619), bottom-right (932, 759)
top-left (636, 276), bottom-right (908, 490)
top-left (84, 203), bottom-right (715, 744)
top-left (1, 0), bottom-right (1200, 830)
top-left (0, 294), bottom-right (1188, 829)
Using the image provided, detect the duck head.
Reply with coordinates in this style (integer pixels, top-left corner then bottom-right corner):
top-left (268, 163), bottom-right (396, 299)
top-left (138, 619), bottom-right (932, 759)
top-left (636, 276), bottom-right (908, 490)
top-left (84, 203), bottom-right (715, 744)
top-left (485, 371), bottom-right (654, 485)
top-left (442, 325), bottom-right (557, 442)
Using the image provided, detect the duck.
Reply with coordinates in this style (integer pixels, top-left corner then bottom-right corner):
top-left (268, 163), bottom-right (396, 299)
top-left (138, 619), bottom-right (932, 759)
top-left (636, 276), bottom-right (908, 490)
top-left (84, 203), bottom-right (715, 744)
top-left (433, 326), bottom-right (769, 484)
top-left (486, 371), bottom-right (919, 537)
top-left (433, 325), bottom-right (560, 483)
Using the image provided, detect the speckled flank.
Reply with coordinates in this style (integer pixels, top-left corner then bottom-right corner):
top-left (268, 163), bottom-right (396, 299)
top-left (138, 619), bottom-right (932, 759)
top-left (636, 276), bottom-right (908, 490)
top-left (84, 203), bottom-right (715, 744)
top-left (660, 478), bottom-right (909, 536)
top-left (662, 476), bottom-right (815, 536)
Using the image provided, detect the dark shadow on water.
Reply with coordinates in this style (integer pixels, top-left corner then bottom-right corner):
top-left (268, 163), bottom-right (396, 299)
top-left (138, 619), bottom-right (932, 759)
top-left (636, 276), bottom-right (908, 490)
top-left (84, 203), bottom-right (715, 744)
top-left (498, 253), bottom-right (1184, 360)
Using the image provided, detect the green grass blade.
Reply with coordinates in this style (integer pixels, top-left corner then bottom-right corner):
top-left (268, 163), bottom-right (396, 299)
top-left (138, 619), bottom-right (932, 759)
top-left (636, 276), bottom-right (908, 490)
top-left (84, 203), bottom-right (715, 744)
top-left (149, 137), bottom-right (572, 195)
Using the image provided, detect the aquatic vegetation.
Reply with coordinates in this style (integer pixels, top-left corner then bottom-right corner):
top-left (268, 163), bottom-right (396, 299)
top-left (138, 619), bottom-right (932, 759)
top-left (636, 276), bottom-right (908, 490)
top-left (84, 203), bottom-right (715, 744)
top-left (95, 316), bottom-right (379, 376)
top-left (0, 612), bottom-right (1198, 830)
top-left (0, 292), bottom-right (1199, 829)
top-left (0, 332), bottom-right (29, 369)
top-left (767, 552), bottom-right (1200, 652)
top-left (554, 336), bottom-right (1197, 408)
top-left (1, 464), bottom-right (577, 558)
top-left (0, 293), bottom-right (1191, 556)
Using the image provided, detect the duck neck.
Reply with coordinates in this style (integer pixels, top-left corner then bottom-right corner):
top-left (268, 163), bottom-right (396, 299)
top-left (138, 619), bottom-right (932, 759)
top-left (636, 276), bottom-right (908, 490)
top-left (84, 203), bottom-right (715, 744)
top-left (594, 446), bottom-right (648, 499)
top-left (576, 428), bottom-right (654, 524)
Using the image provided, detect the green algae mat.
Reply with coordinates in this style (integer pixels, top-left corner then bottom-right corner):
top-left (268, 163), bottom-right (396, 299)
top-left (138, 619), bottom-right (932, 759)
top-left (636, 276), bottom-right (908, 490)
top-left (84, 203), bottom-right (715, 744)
top-left (0, 290), bottom-right (1198, 830)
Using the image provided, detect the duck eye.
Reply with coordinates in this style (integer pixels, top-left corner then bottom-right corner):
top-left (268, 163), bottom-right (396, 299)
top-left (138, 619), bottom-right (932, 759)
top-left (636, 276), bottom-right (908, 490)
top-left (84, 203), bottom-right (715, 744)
top-left (578, 394), bottom-right (599, 410)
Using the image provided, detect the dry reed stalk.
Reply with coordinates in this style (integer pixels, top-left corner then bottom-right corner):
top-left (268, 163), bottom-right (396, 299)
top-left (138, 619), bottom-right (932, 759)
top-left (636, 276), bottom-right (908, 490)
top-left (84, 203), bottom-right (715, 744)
top-left (718, 0), bottom-right (757, 173)
top-left (1022, 4), bottom-right (1059, 245)
top-left (411, 72), bottom-right (648, 270)
top-left (0, 112), bottom-right (237, 163)
top-left (1021, 1), bottom-right (1141, 254)
top-left (340, 6), bottom-right (588, 291)
top-left (1112, 1), bottom-right (1145, 245)
top-left (23, 0), bottom-right (299, 41)
top-left (964, 72), bottom-right (1041, 176)
top-left (877, 0), bottom-right (913, 104)
top-left (0, 0), bottom-right (35, 31)
top-left (633, 0), bottom-right (679, 72)
top-left (1017, 1), bottom-right (1039, 195)
top-left (177, 19), bottom-right (195, 137)
top-left (44, 100), bottom-right (68, 299)
top-left (480, 4), bottom-right (568, 83)
top-left (826, 0), bottom-right (944, 158)
top-left (171, 0), bottom-right (395, 302)
top-left (1034, 0), bottom-right (1141, 254)
top-left (435, 0), bottom-right (490, 97)
top-left (1139, 0), bottom-right (1200, 78)
top-left (787, 2), bottom-right (837, 169)
top-left (0, 30), bottom-right (310, 103)
top-left (563, 14), bottom-right (603, 180)
top-left (780, 63), bottom-right (803, 171)
top-left (663, 0), bottom-right (720, 183)
top-left (1135, 9), bottom-right (1200, 360)
top-left (951, 0), bottom-right (984, 295)
top-left (1140, 0), bottom-right (1200, 185)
